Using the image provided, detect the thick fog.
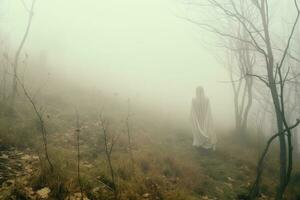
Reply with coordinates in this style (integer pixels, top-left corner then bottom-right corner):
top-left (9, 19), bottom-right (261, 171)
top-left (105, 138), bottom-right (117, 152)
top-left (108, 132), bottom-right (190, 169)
top-left (2, 1), bottom-right (300, 199)
top-left (1, 0), bottom-right (234, 127)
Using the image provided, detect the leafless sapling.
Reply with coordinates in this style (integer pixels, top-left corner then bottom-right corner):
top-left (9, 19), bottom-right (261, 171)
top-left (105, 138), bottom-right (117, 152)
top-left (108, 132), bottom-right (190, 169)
top-left (125, 99), bottom-right (135, 177)
top-left (11, 0), bottom-right (36, 106)
top-left (75, 110), bottom-right (83, 200)
top-left (15, 74), bottom-right (53, 173)
top-left (99, 113), bottom-right (120, 199)
top-left (0, 51), bottom-right (9, 103)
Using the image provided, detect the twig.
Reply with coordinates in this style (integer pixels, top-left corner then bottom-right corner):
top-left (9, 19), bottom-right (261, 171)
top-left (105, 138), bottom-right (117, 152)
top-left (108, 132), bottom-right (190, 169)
top-left (15, 75), bottom-right (53, 172)
top-left (99, 113), bottom-right (119, 199)
top-left (75, 110), bottom-right (83, 200)
top-left (248, 119), bottom-right (300, 199)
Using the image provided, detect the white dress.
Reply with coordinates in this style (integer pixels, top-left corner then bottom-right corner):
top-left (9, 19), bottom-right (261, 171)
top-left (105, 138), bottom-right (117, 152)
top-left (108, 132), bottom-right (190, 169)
top-left (190, 96), bottom-right (216, 150)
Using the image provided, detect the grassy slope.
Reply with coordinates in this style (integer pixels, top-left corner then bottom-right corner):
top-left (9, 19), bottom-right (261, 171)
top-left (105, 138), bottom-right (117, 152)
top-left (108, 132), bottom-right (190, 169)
top-left (1, 79), bottom-right (300, 200)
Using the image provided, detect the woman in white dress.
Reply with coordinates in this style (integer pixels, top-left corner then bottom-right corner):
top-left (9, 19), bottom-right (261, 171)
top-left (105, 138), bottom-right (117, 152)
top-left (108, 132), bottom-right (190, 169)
top-left (190, 86), bottom-right (217, 150)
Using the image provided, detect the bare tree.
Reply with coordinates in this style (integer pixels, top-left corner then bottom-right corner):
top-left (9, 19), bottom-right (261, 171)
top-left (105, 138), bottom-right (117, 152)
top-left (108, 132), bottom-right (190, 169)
top-left (125, 99), bottom-right (135, 177)
top-left (75, 110), bottom-right (83, 200)
top-left (99, 113), bottom-right (119, 200)
top-left (291, 71), bottom-right (300, 155)
top-left (282, 65), bottom-right (300, 157)
top-left (248, 63), bottom-right (300, 198)
top-left (11, 0), bottom-right (36, 106)
top-left (15, 74), bottom-right (53, 172)
top-left (1, 51), bottom-right (9, 103)
top-left (290, 27), bottom-right (300, 156)
top-left (227, 30), bottom-right (255, 132)
top-left (184, 0), bottom-right (300, 198)
top-left (248, 118), bottom-right (300, 199)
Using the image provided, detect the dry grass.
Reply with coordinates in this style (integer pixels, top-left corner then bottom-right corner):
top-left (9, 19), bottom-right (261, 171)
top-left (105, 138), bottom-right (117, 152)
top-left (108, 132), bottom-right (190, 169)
top-left (1, 82), bottom-right (300, 200)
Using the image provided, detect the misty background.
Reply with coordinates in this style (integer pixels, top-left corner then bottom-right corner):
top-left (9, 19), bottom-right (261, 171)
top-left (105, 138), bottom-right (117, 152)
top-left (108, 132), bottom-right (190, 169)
top-left (1, 0), bottom-right (300, 199)
top-left (0, 0), bottom-right (234, 127)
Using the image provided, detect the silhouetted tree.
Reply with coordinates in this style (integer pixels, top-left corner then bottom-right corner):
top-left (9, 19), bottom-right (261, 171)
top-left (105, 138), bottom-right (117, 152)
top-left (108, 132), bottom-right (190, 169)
top-left (185, 0), bottom-right (300, 198)
top-left (99, 113), bottom-right (120, 199)
top-left (11, 0), bottom-right (36, 107)
top-left (15, 74), bottom-right (53, 173)
top-left (226, 28), bottom-right (254, 132)
top-left (75, 110), bottom-right (83, 200)
top-left (125, 99), bottom-right (135, 176)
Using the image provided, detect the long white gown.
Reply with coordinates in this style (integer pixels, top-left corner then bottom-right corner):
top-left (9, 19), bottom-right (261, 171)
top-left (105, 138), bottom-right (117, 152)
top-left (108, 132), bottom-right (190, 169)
top-left (190, 88), bottom-right (216, 150)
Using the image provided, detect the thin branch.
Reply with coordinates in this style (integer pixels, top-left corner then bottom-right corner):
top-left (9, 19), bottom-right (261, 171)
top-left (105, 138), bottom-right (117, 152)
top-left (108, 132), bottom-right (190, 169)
top-left (15, 74), bottom-right (53, 172)
top-left (75, 110), bottom-right (83, 200)
top-left (278, 0), bottom-right (300, 69)
top-left (247, 73), bottom-right (269, 87)
top-left (11, 0), bottom-right (36, 104)
top-left (248, 118), bottom-right (300, 199)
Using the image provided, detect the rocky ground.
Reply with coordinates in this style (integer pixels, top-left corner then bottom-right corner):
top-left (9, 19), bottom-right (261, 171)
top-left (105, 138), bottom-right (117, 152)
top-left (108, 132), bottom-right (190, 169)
top-left (0, 146), bottom-right (49, 200)
top-left (0, 131), bottom-right (287, 200)
top-left (0, 145), bottom-right (112, 200)
top-left (0, 147), bottom-right (281, 200)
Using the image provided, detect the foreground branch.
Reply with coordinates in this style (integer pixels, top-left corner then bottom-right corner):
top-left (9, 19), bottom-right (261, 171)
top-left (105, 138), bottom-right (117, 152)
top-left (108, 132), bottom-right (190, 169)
top-left (248, 119), bottom-right (300, 199)
top-left (15, 75), bottom-right (53, 172)
top-left (11, 0), bottom-right (36, 106)
top-left (99, 113), bottom-right (119, 200)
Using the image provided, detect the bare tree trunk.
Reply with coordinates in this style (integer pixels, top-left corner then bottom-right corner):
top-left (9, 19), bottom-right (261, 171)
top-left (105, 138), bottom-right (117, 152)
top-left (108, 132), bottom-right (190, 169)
top-left (259, 3), bottom-right (288, 197)
top-left (294, 129), bottom-right (299, 157)
top-left (99, 114), bottom-right (119, 200)
top-left (229, 65), bottom-right (243, 131)
top-left (15, 75), bottom-right (53, 173)
top-left (11, 0), bottom-right (36, 106)
top-left (75, 111), bottom-right (83, 200)
top-left (228, 30), bottom-right (254, 133)
top-left (248, 119), bottom-right (300, 199)
top-left (292, 62), bottom-right (300, 157)
top-left (241, 46), bottom-right (254, 131)
top-left (126, 100), bottom-right (135, 177)
top-left (1, 57), bottom-right (8, 102)
top-left (185, 0), bottom-right (299, 198)
top-left (270, 84), bottom-right (287, 200)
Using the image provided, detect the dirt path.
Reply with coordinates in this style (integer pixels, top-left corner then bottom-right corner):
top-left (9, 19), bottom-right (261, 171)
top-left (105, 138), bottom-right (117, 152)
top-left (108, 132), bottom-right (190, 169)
top-left (173, 134), bottom-right (272, 200)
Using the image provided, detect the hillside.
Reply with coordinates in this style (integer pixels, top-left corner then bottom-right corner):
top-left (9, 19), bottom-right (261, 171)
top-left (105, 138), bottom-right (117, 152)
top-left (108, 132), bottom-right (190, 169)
top-left (0, 82), bottom-right (299, 200)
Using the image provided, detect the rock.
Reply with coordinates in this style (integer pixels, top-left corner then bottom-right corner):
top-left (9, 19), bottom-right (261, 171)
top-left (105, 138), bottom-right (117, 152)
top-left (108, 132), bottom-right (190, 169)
top-left (25, 165), bottom-right (33, 173)
top-left (200, 196), bottom-right (216, 200)
top-left (21, 155), bottom-right (31, 160)
top-left (82, 161), bottom-right (93, 169)
top-left (6, 179), bottom-right (15, 186)
top-left (92, 187), bottom-right (100, 193)
top-left (16, 152), bottom-right (24, 156)
top-left (227, 176), bottom-right (235, 182)
top-left (32, 155), bottom-right (39, 160)
top-left (258, 194), bottom-right (270, 200)
top-left (0, 154), bottom-right (9, 159)
top-left (36, 187), bottom-right (51, 199)
top-left (24, 187), bottom-right (35, 196)
top-left (84, 164), bottom-right (93, 169)
top-left (143, 193), bottom-right (151, 198)
top-left (240, 165), bottom-right (250, 172)
top-left (224, 182), bottom-right (233, 189)
top-left (66, 192), bottom-right (89, 200)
